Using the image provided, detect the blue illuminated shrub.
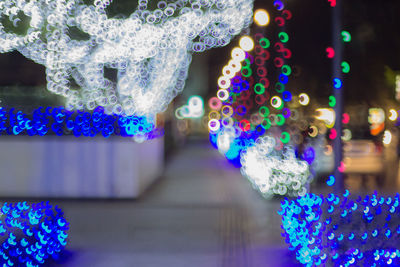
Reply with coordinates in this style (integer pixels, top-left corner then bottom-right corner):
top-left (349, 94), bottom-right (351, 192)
top-left (0, 106), bottom-right (163, 139)
top-left (279, 192), bottom-right (400, 266)
top-left (0, 202), bottom-right (69, 266)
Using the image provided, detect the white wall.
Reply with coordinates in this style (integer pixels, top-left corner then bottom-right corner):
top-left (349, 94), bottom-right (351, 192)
top-left (0, 137), bottom-right (164, 198)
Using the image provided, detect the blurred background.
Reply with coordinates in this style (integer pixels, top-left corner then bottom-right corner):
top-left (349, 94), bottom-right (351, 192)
top-left (1, 0), bottom-right (400, 266)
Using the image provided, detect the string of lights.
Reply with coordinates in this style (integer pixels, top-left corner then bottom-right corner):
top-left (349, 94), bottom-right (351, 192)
top-left (0, 106), bottom-right (163, 139)
top-left (208, 0), bottom-right (312, 198)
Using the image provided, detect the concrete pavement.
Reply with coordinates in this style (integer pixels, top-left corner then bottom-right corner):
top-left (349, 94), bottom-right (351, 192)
top-left (47, 140), bottom-right (301, 267)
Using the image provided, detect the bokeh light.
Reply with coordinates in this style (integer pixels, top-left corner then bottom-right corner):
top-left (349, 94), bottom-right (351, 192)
top-left (0, 202), bottom-right (69, 266)
top-left (388, 109), bottom-right (398, 121)
top-left (239, 36), bottom-right (255, 52)
top-left (299, 93), bottom-right (310, 106)
top-left (0, 0), bottom-right (254, 119)
top-left (254, 9), bottom-right (270, 27)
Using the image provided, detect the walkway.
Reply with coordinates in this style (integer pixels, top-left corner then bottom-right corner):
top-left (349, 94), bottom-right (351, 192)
top-left (51, 140), bottom-right (300, 267)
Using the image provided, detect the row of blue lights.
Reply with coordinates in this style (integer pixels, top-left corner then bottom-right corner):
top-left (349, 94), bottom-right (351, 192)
top-left (0, 202), bottom-right (69, 266)
top-left (279, 191), bottom-right (400, 266)
top-left (0, 106), bottom-right (163, 139)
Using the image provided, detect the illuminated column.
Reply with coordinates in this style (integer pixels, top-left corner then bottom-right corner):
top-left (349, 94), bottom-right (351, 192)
top-left (332, 0), bottom-right (344, 193)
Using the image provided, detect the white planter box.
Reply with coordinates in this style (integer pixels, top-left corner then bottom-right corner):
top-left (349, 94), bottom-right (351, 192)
top-left (0, 137), bottom-right (164, 198)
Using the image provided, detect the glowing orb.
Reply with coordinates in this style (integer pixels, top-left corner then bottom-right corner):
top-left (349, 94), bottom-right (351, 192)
top-left (326, 47), bottom-right (335, 58)
top-left (254, 9), bottom-right (270, 27)
top-left (341, 61), bottom-right (350, 73)
top-left (388, 109), bottom-right (398, 121)
top-left (326, 175), bottom-right (335, 186)
top-left (239, 36), bottom-right (255, 52)
top-left (383, 130), bottom-right (392, 146)
top-left (342, 129), bottom-right (352, 141)
top-left (328, 95), bottom-right (336, 107)
top-left (231, 48), bottom-right (246, 62)
top-left (315, 108), bottom-right (335, 128)
top-left (208, 119), bottom-right (220, 132)
top-left (299, 93), bottom-right (310, 106)
top-left (341, 30), bottom-right (352, 42)
top-left (271, 96), bottom-right (283, 109)
top-left (333, 78), bottom-right (343, 89)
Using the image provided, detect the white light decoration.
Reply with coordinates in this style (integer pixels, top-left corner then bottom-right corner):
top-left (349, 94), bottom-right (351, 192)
top-left (271, 96), bottom-right (283, 109)
top-left (298, 93), bottom-right (310, 106)
top-left (0, 0), bottom-right (254, 118)
top-left (315, 108), bottom-right (335, 128)
top-left (388, 109), bottom-right (398, 121)
top-left (208, 118), bottom-right (220, 132)
top-left (383, 130), bottom-right (392, 146)
top-left (253, 9), bottom-right (269, 27)
top-left (341, 128), bottom-right (352, 141)
top-left (239, 35), bottom-right (254, 52)
top-left (217, 89), bottom-right (229, 101)
top-left (240, 136), bottom-right (310, 199)
top-left (231, 47), bottom-right (246, 62)
top-left (175, 95), bottom-right (204, 119)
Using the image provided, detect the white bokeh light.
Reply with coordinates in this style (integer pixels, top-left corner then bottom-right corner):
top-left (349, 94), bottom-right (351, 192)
top-left (240, 136), bottom-right (310, 199)
top-left (0, 0), bottom-right (254, 118)
top-left (239, 35), bottom-right (254, 51)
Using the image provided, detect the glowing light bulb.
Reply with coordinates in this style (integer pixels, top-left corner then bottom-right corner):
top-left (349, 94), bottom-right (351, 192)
top-left (389, 109), bottom-right (398, 121)
top-left (271, 96), bottom-right (283, 109)
top-left (208, 97), bottom-right (222, 110)
top-left (231, 47), bottom-right (246, 62)
top-left (239, 36), bottom-right (254, 52)
top-left (299, 93), bottom-right (310, 106)
top-left (218, 76), bottom-right (231, 89)
top-left (383, 130), bottom-right (392, 146)
top-left (315, 108), bottom-right (335, 128)
top-left (254, 9), bottom-right (270, 26)
top-left (222, 66), bottom-right (235, 79)
top-left (342, 129), bottom-right (352, 141)
top-left (328, 95), bottom-right (336, 107)
top-left (341, 30), bottom-right (352, 42)
top-left (342, 113), bottom-right (350, 124)
top-left (326, 47), bottom-right (335, 58)
top-left (228, 59), bottom-right (242, 73)
top-left (208, 119), bottom-right (221, 132)
top-left (217, 89), bottom-right (229, 101)
top-left (308, 126), bottom-right (318, 137)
